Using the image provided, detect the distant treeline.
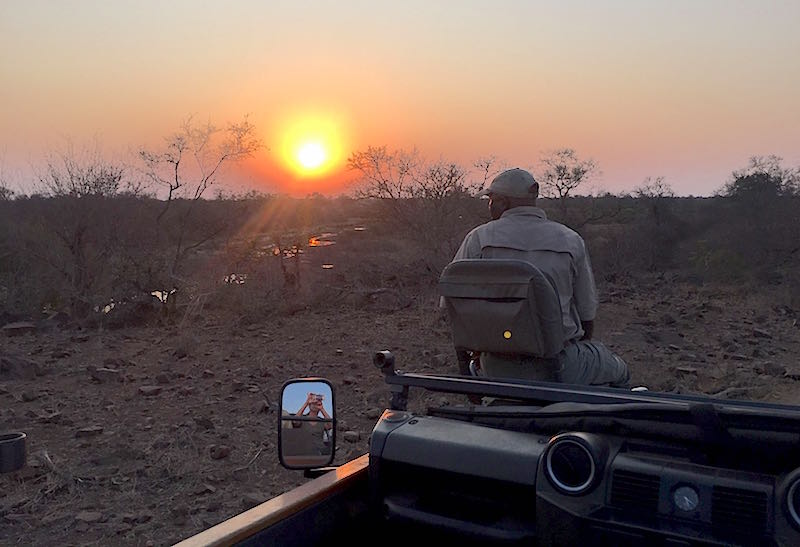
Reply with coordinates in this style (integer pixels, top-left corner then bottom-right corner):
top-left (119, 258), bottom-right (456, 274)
top-left (2, 189), bottom-right (799, 327)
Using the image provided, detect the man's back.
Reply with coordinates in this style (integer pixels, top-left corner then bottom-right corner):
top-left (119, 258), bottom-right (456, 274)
top-left (452, 206), bottom-right (597, 341)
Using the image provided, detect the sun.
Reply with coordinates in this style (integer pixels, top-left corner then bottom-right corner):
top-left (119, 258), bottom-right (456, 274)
top-left (296, 141), bottom-right (327, 170)
top-left (277, 112), bottom-right (348, 178)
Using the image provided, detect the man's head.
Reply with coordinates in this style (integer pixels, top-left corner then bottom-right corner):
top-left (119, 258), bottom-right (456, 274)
top-left (478, 168), bottom-right (539, 219)
top-left (309, 394), bottom-right (323, 414)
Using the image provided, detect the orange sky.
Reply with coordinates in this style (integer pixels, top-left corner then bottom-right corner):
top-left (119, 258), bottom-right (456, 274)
top-left (1, 1), bottom-right (799, 197)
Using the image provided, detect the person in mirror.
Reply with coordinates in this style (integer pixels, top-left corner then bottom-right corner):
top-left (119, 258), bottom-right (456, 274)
top-left (291, 393), bottom-right (333, 448)
top-left (448, 167), bottom-right (630, 388)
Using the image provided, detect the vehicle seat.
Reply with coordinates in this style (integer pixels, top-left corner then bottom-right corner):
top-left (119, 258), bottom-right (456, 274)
top-left (438, 259), bottom-right (566, 380)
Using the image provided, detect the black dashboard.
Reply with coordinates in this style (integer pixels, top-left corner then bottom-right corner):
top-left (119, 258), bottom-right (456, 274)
top-left (369, 409), bottom-right (800, 546)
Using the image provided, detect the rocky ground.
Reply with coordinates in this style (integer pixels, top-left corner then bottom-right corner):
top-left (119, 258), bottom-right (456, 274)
top-left (2, 229), bottom-right (800, 546)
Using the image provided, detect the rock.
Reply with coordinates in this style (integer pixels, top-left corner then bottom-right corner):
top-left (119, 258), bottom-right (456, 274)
top-left (2, 321), bottom-right (36, 336)
top-left (232, 381), bottom-right (245, 392)
top-left (255, 400), bottom-right (270, 414)
top-left (75, 426), bottom-right (104, 438)
top-left (0, 355), bottom-right (42, 380)
top-left (241, 493), bottom-right (265, 509)
top-left (50, 350), bottom-right (70, 359)
top-left (209, 444), bottom-right (231, 460)
top-left (155, 373), bottom-right (171, 385)
top-left (785, 367), bottom-right (800, 381)
top-left (202, 369), bottom-right (215, 378)
top-left (75, 511), bottom-right (103, 523)
top-left (343, 430), bottom-right (360, 443)
top-left (661, 313), bottom-right (677, 325)
top-left (755, 361), bottom-right (786, 377)
top-left (194, 483), bottom-right (217, 495)
top-left (336, 349), bottom-right (344, 355)
top-left (88, 366), bottom-right (122, 383)
top-left (138, 386), bottom-right (162, 396)
top-left (38, 411), bottom-right (62, 424)
top-left (75, 521), bottom-right (89, 532)
top-left (343, 376), bottom-right (357, 385)
top-left (194, 416), bottom-right (215, 430)
top-left (366, 408), bottom-right (383, 420)
top-left (21, 391), bottom-right (38, 402)
top-left (667, 344), bottom-right (681, 351)
top-left (753, 328), bottom-right (772, 339)
top-left (729, 354), bottom-right (749, 361)
top-left (676, 367), bottom-right (698, 374)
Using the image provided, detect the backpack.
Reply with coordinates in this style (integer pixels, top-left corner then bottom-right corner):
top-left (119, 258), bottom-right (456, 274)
top-left (439, 259), bottom-right (566, 359)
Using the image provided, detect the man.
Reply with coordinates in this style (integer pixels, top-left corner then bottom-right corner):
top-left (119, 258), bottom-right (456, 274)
top-left (448, 167), bottom-right (630, 387)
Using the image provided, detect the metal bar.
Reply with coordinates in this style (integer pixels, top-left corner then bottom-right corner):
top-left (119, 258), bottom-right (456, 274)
top-left (385, 373), bottom-right (800, 413)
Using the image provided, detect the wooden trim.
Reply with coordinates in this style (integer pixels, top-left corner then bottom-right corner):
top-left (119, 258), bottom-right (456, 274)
top-left (173, 454), bottom-right (369, 547)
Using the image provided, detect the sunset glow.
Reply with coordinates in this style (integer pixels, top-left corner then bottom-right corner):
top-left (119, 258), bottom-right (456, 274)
top-left (296, 142), bottom-right (326, 170)
top-left (277, 113), bottom-right (347, 180)
top-left (1, 2), bottom-right (799, 196)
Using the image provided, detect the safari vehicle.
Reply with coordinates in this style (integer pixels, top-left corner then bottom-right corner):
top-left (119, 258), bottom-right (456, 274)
top-left (175, 260), bottom-right (800, 546)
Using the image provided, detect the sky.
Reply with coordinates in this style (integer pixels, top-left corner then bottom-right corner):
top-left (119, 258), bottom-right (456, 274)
top-left (1, 0), bottom-right (799, 197)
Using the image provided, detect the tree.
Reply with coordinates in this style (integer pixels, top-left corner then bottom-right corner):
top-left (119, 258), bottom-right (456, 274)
top-left (31, 147), bottom-right (130, 318)
top-left (138, 116), bottom-right (262, 276)
top-left (538, 148), bottom-right (598, 220)
top-left (634, 176), bottom-right (674, 227)
top-left (348, 146), bottom-right (482, 268)
top-left (722, 155), bottom-right (799, 199)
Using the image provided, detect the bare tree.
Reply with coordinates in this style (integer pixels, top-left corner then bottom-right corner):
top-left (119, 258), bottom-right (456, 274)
top-left (538, 148), bottom-right (598, 220)
top-left (348, 146), bottom-right (479, 268)
top-left (32, 148), bottom-right (130, 318)
top-left (348, 146), bottom-right (420, 202)
top-left (138, 116), bottom-right (263, 276)
top-left (634, 176), bottom-right (674, 227)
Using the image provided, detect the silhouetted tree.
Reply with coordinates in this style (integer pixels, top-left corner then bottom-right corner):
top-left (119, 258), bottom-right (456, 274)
top-left (538, 148), bottom-right (598, 220)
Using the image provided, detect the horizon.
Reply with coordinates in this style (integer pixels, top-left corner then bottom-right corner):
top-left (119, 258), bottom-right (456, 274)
top-left (2, 1), bottom-right (799, 198)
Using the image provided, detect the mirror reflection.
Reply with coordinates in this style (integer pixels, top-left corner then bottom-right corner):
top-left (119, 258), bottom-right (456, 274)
top-left (280, 380), bottom-right (334, 468)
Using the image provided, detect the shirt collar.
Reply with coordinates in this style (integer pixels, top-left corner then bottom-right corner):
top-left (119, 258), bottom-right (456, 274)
top-left (500, 206), bottom-right (547, 220)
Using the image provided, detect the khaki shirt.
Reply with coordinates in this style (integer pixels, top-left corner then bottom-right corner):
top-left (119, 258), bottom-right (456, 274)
top-left (450, 206), bottom-right (597, 341)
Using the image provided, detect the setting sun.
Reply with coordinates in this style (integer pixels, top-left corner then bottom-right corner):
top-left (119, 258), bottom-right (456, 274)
top-left (276, 111), bottom-right (349, 179)
top-left (296, 141), bottom-right (326, 170)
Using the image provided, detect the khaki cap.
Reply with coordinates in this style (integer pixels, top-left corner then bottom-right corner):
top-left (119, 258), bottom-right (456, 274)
top-left (477, 168), bottom-right (539, 198)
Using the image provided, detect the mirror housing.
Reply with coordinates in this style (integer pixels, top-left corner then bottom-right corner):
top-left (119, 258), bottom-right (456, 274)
top-left (278, 378), bottom-right (336, 470)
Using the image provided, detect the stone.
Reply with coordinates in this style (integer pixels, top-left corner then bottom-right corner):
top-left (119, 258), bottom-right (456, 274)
top-left (209, 444), bottom-right (231, 460)
top-left (241, 493), bottom-right (265, 509)
top-left (155, 373), bottom-right (171, 385)
top-left (75, 426), bottom-right (104, 438)
top-left (21, 391), bottom-right (38, 402)
top-left (2, 321), bottom-right (36, 336)
top-left (753, 328), bottom-right (772, 339)
top-left (343, 430), bottom-right (360, 443)
top-left (194, 416), bottom-right (215, 430)
top-left (88, 366), bottom-right (122, 383)
top-left (75, 511), bottom-right (102, 523)
top-left (138, 386), bottom-right (162, 396)
top-left (194, 483), bottom-right (217, 495)
top-left (0, 355), bottom-right (42, 380)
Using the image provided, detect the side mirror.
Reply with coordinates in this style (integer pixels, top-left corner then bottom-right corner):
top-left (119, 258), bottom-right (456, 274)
top-left (278, 379), bottom-right (336, 470)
